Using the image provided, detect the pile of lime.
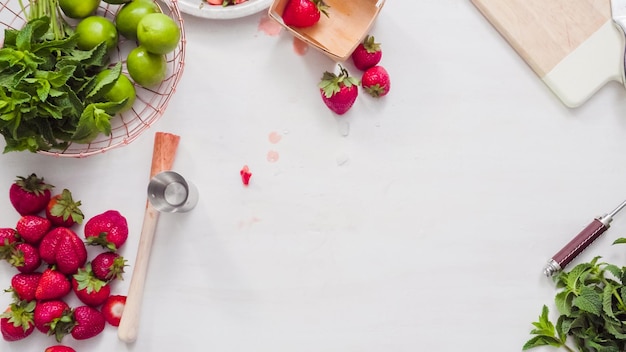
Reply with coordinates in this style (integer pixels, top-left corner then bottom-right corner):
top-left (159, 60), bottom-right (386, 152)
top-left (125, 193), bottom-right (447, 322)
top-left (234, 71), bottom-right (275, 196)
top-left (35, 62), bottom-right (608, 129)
top-left (59, 0), bottom-right (181, 111)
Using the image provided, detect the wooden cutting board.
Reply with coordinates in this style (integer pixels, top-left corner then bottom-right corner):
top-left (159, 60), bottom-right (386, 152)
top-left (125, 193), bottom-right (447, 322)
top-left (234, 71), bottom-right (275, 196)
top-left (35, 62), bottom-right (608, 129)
top-left (471, 0), bottom-right (625, 107)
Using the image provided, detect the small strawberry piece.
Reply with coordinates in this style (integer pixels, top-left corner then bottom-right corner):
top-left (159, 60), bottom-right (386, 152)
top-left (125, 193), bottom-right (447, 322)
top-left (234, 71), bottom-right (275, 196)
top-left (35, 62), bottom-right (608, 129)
top-left (0, 301), bottom-right (36, 341)
top-left (16, 215), bottom-right (51, 245)
top-left (351, 35), bottom-right (382, 71)
top-left (91, 252), bottom-right (127, 281)
top-left (9, 243), bottom-right (41, 273)
top-left (33, 300), bottom-right (71, 337)
top-left (45, 189), bottom-right (84, 227)
top-left (70, 306), bottom-right (105, 340)
top-left (361, 65), bottom-right (391, 98)
top-left (10, 272), bottom-right (42, 302)
top-left (318, 66), bottom-right (359, 115)
top-left (240, 165), bottom-right (252, 186)
top-left (39, 227), bottom-right (87, 275)
top-left (9, 174), bottom-right (54, 216)
top-left (84, 210), bottom-right (129, 251)
top-left (282, 0), bottom-right (329, 28)
top-left (35, 268), bottom-right (71, 301)
top-left (101, 295), bottom-right (126, 327)
top-left (45, 346), bottom-right (76, 352)
top-left (72, 264), bottom-right (111, 307)
top-left (0, 228), bottom-right (19, 260)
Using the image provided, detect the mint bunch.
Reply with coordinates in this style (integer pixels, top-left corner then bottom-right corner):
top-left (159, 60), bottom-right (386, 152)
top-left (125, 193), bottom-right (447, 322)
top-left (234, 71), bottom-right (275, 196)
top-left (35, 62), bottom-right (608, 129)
top-left (524, 246), bottom-right (626, 352)
top-left (0, 17), bottom-right (127, 153)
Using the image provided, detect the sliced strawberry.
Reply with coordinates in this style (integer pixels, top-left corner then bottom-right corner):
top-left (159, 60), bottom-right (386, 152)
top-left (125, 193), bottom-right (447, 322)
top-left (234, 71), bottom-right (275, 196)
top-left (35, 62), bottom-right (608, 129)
top-left (240, 165), bottom-right (252, 186)
top-left (101, 295), bottom-right (126, 327)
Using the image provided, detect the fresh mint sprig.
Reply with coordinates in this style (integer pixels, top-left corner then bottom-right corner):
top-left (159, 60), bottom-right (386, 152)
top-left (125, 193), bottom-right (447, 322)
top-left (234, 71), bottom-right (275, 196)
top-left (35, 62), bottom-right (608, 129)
top-left (524, 240), bottom-right (626, 352)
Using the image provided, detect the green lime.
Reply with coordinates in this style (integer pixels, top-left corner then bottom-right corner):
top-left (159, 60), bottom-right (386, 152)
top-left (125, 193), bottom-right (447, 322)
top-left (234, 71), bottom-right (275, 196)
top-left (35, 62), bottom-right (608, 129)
top-left (59, 0), bottom-right (101, 19)
top-left (115, 0), bottom-right (161, 40)
top-left (136, 13), bottom-right (180, 55)
top-left (98, 71), bottom-right (136, 112)
top-left (75, 16), bottom-right (118, 52)
top-left (127, 46), bottom-right (166, 88)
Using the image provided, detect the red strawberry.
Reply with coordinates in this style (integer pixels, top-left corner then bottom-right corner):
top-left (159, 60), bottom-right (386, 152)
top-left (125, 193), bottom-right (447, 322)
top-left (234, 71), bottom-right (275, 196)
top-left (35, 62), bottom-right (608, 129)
top-left (9, 174), bottom-right (54, 216)
top-left (33, 300), bottom-right (71, 337)
top-left (70, 306), bottom-right (105, 340)
top-left (84, 210), bottom-right (129, 251)
top-left (318, 66), bottom-right (359, 115)
top-left (91, 252), bottom-right (127, 281)
top-left (0, 228), bottom-right (19, 260)
top-left (351, 35), bottom-right (382, 71)
top-left (8, 243), bottom-right (41, 273)
top-left (45, 189), bottom-right (84, 227)
top-left (282, 0), bottom-right (329, 28)
top-left (45, 346), bottom-right (76, 352)
top-left (35, 268), bottom-right (71, 301)
top-left (72, 264), bottom-right (111, 307)
top-left (0, 300), bottom-right (36, 341)
top-left (16, 215), bottom-right (51, 245)
top-left (39, 227), bottom-right (87, 275)
top-left (10, 272), bottom-right (42, 302)
top-left (101, 295), bottom-right (126, 327)
top-left (361, 65), bottom-right (391, 98)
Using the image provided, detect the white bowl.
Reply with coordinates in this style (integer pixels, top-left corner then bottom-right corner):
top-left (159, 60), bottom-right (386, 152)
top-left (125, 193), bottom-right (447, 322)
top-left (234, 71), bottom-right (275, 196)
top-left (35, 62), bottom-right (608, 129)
top-left (178, 0), bottom-right (273, 19)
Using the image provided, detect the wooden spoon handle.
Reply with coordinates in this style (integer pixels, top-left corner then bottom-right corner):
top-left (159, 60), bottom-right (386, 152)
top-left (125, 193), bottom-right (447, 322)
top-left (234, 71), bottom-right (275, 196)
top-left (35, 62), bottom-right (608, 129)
top-left (118, 132), bottom-right (180, 344)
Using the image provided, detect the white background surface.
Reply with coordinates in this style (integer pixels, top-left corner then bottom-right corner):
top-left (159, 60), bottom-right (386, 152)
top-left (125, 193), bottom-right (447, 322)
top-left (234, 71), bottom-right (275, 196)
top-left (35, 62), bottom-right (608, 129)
top-left (2, 0), bottom-right (626, 351)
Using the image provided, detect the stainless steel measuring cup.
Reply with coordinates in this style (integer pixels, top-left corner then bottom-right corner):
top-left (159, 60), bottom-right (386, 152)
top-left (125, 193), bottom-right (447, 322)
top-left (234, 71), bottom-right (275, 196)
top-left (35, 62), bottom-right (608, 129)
top-left (147, 171), bottom-right (198, 213)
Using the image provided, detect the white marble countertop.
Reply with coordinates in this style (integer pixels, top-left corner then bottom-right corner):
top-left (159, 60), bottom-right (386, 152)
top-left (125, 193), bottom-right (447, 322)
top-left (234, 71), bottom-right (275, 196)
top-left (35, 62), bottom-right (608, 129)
top-left (3, 0), bottom-right (626, 351)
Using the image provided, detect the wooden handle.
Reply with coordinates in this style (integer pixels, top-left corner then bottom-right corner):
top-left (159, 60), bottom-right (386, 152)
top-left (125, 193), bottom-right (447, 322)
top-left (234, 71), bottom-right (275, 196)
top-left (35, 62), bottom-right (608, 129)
top-left (118, 132), bottom-right (180, 344)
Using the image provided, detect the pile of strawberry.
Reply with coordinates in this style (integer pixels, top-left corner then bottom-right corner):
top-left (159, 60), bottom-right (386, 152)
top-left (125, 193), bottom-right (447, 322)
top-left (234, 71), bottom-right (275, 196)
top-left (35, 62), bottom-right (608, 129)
top-left (319, 35), bottom-right (391, 115)
top-left (0, 174), bottom-right (129, 351)
top-left (280, 0), bottom-right (391, 115)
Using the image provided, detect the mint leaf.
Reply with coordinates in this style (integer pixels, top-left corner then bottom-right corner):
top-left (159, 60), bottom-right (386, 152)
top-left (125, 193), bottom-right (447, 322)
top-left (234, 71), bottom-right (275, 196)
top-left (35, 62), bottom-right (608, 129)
top-left (573, 285), bottom-right (602, 315)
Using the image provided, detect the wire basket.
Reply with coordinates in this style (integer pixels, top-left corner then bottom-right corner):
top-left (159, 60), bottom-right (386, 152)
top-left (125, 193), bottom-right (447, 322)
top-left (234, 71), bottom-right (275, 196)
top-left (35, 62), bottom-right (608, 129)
top-left (0, 0), bottom-right (186, 158)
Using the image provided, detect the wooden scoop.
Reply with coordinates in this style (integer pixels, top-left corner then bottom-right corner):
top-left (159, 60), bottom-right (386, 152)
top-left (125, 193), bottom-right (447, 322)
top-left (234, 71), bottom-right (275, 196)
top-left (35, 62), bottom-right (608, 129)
top-left (118, 132), bottom-right (180, 343)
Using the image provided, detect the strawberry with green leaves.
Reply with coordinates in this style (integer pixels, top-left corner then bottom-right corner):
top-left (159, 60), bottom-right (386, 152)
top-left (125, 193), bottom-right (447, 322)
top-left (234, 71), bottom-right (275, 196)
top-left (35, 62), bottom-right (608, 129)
top-left (33, 300), bottom-right (71, 338)
top-left (84, 210), bottom-right (129, 251)
top-left (9, 174), bottom-right (54, 216)
top-left (319, 66), bottom-right (359, 115)
top-left (351, 35), bottom-right (382, 71)
top-left (0, 300), bottom-right (35, 341)
top-left (72, 263), bottom-right (111, 307)
top-left (8, 243), bottom-right (41, 273)
top-left (16, 215), bottom-right (51, 245)
top-left (0, 228), bottom-right (19, 260)
top-left (45, 189), bottom-right (84, 228)
top-left (35, 268), bottom-right (71, 301)
top-left (102, 295), bottom-right (126, 327)
top-left (91, 252), bottom-right (127, 282)
top-left (361, 66), bottom-right (391, 98)
top-left (9, 272), bottom-right (42, 302)
top-left (39, 227), bottom-right (87, 275)
top-left (70, 306), bottom-right (105, 340)
top-left (282, 0), bottom-right (329, 28)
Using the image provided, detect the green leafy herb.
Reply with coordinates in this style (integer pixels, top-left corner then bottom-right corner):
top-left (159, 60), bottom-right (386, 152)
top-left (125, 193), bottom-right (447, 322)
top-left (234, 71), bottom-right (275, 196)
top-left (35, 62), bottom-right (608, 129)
top-left (0, 16), bottom-right (127, 153)
top-left (524, 247), bottom-right (626, 352)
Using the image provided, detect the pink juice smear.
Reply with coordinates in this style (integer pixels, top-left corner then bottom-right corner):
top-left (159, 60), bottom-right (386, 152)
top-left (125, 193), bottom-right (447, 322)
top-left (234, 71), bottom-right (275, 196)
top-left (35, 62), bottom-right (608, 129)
top-left (268, 131), bottom-right (282, 144)
top-left (293, 37), bottom-right (309, 56)
top-left (258, 15), bottom-right (283, 36)
top-left (267, 150), bottom-right (280, 163)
